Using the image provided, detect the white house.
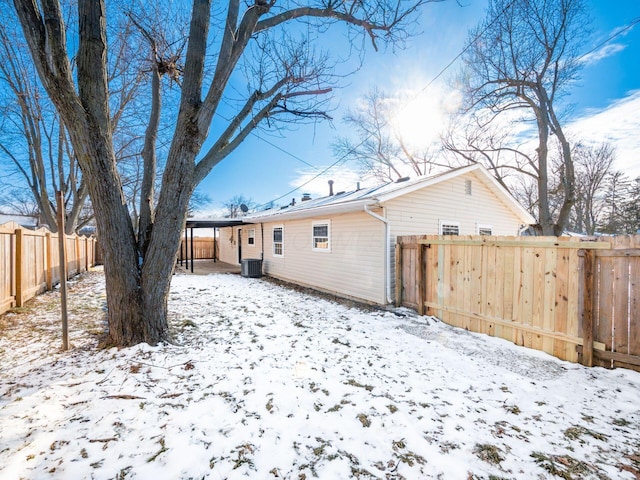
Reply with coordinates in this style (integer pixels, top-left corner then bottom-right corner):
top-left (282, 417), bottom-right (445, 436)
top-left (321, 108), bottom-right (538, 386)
top-left (217, 164), bottom-right (535, 305)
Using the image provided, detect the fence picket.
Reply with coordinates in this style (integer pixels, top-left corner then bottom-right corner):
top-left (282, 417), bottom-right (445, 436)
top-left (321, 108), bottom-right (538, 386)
top-left (0, 223), bottom-right (97, 315)
top-left (396, 234), bottom-right (640, 371)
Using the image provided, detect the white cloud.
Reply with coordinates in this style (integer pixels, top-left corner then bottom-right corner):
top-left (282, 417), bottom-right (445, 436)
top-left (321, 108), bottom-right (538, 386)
top-left (567, 90), bottom-right (640, 178)
top-left (580, 42), bottom-right (626, 65)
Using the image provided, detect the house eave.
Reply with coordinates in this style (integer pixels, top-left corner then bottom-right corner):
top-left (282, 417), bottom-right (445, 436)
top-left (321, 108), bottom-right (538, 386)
top-left (244, 198), bottom-right (378, 223)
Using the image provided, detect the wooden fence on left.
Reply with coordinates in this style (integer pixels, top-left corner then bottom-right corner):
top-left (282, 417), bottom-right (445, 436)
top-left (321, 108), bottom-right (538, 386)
top-left (0, 222), bottom-right (97, 315)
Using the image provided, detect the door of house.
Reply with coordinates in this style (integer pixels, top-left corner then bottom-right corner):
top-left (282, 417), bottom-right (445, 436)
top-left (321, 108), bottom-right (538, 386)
top-left (237, 228), bottom-right (242, 264)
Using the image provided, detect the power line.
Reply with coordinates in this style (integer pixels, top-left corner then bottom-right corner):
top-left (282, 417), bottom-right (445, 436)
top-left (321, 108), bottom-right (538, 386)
top-left (257, 0), bottom-right (519, 209)
top-left (579, 16), bottom-right (640, 61)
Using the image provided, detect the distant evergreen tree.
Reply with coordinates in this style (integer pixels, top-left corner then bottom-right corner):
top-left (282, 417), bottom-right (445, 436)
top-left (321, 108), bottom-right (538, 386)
top-left (599, 171), bottom-right (630, 234)
top-left (621, 177), bottom-right (640, 234)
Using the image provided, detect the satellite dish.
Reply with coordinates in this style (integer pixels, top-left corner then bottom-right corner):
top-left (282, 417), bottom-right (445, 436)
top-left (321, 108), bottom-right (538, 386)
top-left (240, 204), bottom-right (249, 213)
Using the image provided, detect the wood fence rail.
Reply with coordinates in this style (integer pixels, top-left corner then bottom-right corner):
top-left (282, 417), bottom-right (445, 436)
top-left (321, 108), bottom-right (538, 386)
top-left (0, 222), bottom-right (97, 315)
top-left (396, 234), bottom-right (640, 372)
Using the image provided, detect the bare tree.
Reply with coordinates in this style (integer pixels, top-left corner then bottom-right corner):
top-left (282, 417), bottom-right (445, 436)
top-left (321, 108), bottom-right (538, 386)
top-left (443, 109), bottom-right (537, 193)
top-left (0, 18), bottom-right (89, 234)
top-left (453, 0), bottom-right (591, 236)
top-left (569, 143), bottom-right (615, 234)
top-left (222, 194), bottom-right (255, 218)
top-left (334, 87), bottom-right (448, 182)
top-left (0, 4), bottom-right (152, 234)
top-left (12, 0), bottom-right (434, 346)
top-left (187, 191), bottom-right (212, 217)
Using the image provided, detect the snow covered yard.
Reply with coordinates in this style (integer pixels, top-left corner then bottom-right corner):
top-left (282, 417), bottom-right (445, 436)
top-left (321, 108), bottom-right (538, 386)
top-left (1, 268), bottom-right (639, 480)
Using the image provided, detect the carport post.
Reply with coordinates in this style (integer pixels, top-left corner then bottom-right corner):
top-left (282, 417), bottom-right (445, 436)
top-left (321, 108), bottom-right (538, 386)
top-left (184, 227), bottom-right (188, 268)
top-left (190, 227), bottom-right (194, 273)
top-left (213, 227), bottom-right (217, 262)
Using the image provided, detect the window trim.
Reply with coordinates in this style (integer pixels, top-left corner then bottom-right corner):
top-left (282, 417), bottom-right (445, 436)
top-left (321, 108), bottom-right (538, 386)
top-left (247, 228), bottom-right (256, 245)
top-left (311, 220), bottom-right (331, 252)
top-left (272, 225), bottom-right (284, 257)
top-left (477, 224), bottom-right (493, 236)
top-left (439, 220), bottom-right (460, 236)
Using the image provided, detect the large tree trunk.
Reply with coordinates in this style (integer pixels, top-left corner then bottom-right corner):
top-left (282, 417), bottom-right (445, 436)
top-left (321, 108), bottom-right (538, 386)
top-left (14, 0), bottom-right (418, 347)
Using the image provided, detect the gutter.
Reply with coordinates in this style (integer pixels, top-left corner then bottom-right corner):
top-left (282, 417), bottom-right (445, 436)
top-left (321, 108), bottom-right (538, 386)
top-left (246, 198), bottom-right (376, 223)
top-left (364, 205), bottom-right (393, 304)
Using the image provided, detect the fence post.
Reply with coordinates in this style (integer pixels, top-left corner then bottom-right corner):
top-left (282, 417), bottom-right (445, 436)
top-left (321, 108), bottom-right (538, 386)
top-left (395, 242), bottom-right (402, 307)
top-left (15, 228), bottom-right (24, 307)
top-left (45, 232), bottom-right (53, 290)
top-left (85, 237), bottom-right (89, 271)
top-left (581, 249), bottom-right (595, 367)
top-left (417, 243), bottom-right (425, 315)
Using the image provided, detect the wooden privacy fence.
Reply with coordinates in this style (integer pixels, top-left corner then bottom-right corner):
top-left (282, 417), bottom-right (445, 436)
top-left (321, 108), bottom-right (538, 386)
top-left (396, 234), bottom-right (640, 371)
top-left (0, 222), bottom-right (97, 315)
top-left (179, 236), bottom-right (217, 260)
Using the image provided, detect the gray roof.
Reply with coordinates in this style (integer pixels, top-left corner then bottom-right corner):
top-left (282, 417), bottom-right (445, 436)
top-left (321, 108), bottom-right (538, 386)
top-left (244, 164), bottom-right (535, 224)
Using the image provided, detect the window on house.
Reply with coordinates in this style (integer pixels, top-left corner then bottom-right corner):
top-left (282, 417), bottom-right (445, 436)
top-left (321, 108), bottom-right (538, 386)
top-left (477, 224), bottom-right (493, 236)
top-left (248, 228), bottom-right (256, 245)
top-left (439, 221), bottom-right (460, 236)
top-left (312, 221), bottom-right (330, 251)
top-left (273, 226), bottom-right (283, 256)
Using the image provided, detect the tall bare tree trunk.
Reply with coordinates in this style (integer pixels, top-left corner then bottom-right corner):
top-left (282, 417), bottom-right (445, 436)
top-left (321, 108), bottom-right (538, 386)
top-left (15, 0), bottom-right (425, 346)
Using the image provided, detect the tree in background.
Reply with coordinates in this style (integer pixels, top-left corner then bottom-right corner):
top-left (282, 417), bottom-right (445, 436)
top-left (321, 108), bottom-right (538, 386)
top-left (453, 0), bottom-right (590, 236)
top-left (0, 19), bottom-right (89, 234)
top-left (13, 0), bottom-right (434, 346)
top-left (568, 143), bottom-right (615, 235)
top-left (222, 195), bottom-right (256, 218)
top-left (0, 4), bottom-right (157, 234)
top-left (333, 87), bottom-right (448, 183)
top-left (599, 171), bottom-right (631, 234)
top-left (187, 191), bottom-right (212, 218)
top-left (621, 177), bottom-right (640, 234)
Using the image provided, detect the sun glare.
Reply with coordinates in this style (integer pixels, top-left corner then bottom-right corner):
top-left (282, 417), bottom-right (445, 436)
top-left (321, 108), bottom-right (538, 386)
top-left (391, 88), bottom-right (461, 149)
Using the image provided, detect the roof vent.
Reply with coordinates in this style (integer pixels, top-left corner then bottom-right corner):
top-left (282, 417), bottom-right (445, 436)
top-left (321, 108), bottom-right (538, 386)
top-left (328, 179), bottom-right (334, 196)
top-left (395, 176), bottom-right (410, 183)
top-left (301, 193), bottom-right (311, 201)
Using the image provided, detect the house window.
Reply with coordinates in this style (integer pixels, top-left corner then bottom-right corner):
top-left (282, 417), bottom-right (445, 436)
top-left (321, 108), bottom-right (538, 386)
top-left (439, 221), bottom-right (460, 236)
top-left (248, 228), bottom-right (256, 245)
top-left (477, 224), bottom-right (492, 236)
top-left (312, 221), bottom-right (330, 251)
top-left (273, 226), bottom-right (283, 256)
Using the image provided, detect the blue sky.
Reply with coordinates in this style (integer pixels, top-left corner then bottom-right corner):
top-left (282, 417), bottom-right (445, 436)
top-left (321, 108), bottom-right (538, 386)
top-left (195, 0), bottom-right (640, 215)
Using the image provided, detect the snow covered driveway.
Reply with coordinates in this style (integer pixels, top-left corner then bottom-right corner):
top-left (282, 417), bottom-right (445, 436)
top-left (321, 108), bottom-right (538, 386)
top-left (1, 268), bottom-right (639, 479)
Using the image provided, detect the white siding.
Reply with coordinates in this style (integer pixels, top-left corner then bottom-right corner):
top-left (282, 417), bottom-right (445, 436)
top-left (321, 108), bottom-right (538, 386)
top-left (217, 227), bottom-right (237, 264)
top-left (262, 210), bottom-right (386, 304)
top-left (217, 226), bottom-right (264, 264)
top-left (385, 170), bottom-right (527, 301)
top-left (386, 171), bottom-right (523, 237)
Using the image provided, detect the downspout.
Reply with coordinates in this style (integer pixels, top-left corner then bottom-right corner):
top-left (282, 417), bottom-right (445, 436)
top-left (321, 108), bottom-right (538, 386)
top-left (260, 223), bottom-right (264, 261)
top-left (364, 205), bottom-right (393, 304)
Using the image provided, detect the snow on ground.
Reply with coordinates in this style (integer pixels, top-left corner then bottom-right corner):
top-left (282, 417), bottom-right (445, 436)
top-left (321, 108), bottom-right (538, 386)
top-left (1, 268), bottom-right (639, 480)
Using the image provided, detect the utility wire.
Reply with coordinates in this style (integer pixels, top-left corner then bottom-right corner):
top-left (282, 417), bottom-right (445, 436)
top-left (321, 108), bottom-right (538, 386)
top-left (255, 0), bottom-right (520, 209)
top-left (258, 6), bottom-right (640, 209)
top-left (579, 16), bottom-right (640, 62)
